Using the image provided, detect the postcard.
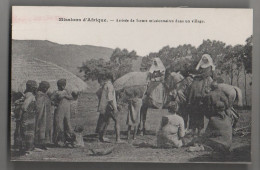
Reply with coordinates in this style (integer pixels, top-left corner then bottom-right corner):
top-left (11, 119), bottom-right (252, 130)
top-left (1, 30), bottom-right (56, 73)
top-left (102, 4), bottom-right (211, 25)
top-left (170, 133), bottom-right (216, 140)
top-left (11, 6), bottom-right (253, 162)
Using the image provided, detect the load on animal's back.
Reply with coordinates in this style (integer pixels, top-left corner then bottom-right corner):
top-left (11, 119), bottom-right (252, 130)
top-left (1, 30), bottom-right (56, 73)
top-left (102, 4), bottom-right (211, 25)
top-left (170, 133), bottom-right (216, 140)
top-left (115, 57), bottom-right (168, 109)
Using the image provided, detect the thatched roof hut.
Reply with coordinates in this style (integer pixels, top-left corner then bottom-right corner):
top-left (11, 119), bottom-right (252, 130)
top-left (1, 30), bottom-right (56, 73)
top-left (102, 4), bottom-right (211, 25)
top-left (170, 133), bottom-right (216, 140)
top-left (12, 56), bottom-right (88, 93)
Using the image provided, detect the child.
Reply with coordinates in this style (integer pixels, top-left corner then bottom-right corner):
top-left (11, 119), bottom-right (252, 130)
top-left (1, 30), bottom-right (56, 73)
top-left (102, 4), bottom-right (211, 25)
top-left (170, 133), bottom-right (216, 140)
top-left (51, 79), bottom-right (74, 147)
top-left (126, 90), bottom-right (143, 140)
top-left (73, 125), bottom-right (85, 148)
top-left (15, 80), bottom-right (37, 154)
top-left (157, 101), bottom-right (185, 148)
top-left (35, 81), bottom-right (52, 150)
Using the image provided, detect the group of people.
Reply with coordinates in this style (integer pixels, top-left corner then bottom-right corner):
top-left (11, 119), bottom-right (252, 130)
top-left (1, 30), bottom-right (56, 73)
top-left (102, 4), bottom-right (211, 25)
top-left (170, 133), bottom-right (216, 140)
top-left (95, 73), bottom-right (143, 142)
top-left (94, 53), bottom-right (235, 153)
top-left (13, 79), bottom-right (78, 155)
top-left (155, 54), bottom-right (236, 152)
top-left (13, 53), bottom-right (237, 155)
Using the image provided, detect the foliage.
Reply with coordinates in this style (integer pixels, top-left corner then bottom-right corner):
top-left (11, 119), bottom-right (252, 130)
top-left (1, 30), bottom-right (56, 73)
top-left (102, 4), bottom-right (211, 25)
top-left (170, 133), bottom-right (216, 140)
top-left (141, 44), bottom-right (198, 76)
top-left (243, 35), bottom-right (253, 74)
top-left (79, 36), bottom-right (253, 105)
top-left (218, 45), bottom-right (244, 84)
top-left (79, 48), bottom-right (139, 81)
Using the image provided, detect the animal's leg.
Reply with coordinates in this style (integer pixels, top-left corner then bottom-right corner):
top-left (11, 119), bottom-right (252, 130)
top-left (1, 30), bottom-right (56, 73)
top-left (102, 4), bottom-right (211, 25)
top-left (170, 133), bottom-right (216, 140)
top-left (231, 107), bottom-right (240, 128)
top-left (140, 105), bottom-right (148, 136)
top-left (137, 123), bottom-right (141, 135)
top-left (127, 126), bottom-right (131, 140)
top-left (133, 126), bottom-right (137, 140)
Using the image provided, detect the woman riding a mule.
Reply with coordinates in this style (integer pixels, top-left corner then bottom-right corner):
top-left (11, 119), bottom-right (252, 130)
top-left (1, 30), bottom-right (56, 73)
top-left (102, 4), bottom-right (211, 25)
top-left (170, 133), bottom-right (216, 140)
top-left (188, 54), bottom-right (217, 136)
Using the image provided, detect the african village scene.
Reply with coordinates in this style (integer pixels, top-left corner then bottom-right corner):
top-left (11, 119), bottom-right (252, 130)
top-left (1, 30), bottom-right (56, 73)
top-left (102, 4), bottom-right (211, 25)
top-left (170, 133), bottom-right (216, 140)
top-left (10, 7), bottom-right (253, 162)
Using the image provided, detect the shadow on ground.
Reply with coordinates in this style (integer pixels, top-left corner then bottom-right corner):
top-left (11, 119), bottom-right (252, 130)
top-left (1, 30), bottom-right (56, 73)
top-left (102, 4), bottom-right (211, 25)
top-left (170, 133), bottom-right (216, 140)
top-left (189, 145), bottom-right (251, 162)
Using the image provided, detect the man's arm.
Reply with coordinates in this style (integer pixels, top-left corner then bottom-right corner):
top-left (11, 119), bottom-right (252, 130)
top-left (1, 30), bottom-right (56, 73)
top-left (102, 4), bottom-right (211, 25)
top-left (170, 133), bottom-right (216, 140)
top-left (22, 95), bottom-right (35, 111)
top-left (106, 83), bottom-right (117, 111)
top-left (220, 92), bottom-right (230, 109)
top-left (58, 90), bottom-right (74, 100)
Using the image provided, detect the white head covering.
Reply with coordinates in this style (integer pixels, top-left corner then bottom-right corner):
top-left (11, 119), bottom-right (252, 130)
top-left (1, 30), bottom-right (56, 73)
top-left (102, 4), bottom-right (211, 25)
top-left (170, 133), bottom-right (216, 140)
top-left (149, 57), bottom-right (165, 73)
top-left (195, 54), bottom-right (216, 71)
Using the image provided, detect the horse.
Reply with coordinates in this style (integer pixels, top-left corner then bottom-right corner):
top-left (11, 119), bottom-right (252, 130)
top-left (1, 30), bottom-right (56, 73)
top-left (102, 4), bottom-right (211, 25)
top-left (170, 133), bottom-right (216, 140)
top-left (136, 72), bottom-right (184, 135)
top-left (167, 72), bottom-right (243, 129)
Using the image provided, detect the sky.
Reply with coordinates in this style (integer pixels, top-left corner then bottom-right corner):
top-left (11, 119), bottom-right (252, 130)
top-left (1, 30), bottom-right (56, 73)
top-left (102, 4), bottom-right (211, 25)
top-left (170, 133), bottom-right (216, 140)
top-left (12, 7), bottom-right (253, 56)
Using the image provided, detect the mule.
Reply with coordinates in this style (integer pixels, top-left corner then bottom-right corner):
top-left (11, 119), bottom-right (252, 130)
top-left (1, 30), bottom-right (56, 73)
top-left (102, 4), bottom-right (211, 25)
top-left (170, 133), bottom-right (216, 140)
top-left (167, 72), bottom-right (243, 129)
top-left (137, 72), bottom-right (184, 135)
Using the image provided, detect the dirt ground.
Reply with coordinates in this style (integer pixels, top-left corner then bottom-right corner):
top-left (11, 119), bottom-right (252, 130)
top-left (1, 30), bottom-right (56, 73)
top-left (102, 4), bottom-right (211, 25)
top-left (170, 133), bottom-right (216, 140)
top-left (10, 93), bottom-right (251, 162)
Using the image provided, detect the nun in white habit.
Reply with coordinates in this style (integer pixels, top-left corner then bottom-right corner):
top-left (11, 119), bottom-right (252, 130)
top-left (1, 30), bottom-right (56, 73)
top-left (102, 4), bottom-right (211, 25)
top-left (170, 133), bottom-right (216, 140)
top-left (148, 58), bottom-right (166, 82)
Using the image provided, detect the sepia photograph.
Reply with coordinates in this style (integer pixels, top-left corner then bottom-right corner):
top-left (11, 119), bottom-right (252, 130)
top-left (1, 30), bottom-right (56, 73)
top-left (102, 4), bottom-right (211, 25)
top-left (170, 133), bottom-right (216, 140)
top-left (10, 6), bottom-right (253, 162)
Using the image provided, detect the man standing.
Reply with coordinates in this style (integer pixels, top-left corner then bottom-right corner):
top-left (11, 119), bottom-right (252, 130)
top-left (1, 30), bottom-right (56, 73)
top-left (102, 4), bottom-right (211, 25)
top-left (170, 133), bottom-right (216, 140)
top-left (98, 73), bottom-right (122, 143)
top-left (95, 75), bottom-right (105, 134)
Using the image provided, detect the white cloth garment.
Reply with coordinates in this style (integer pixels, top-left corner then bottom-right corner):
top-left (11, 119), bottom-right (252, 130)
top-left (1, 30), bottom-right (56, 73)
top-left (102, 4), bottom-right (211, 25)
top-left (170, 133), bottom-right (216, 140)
top-left (195, 54), bottom-right (216, 71)
top-left (149, 58), bottom-right (166, 73)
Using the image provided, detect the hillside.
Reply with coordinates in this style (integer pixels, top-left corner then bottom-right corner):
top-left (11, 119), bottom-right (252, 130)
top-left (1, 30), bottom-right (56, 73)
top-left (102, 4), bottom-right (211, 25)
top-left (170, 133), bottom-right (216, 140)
top-left (12, 40), bottom-right (114, 77)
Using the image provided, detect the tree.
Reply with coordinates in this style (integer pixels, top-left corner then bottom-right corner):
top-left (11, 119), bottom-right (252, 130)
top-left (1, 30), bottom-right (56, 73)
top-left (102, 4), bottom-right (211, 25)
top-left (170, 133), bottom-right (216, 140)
top-left (79, 48), bottom-right (139, 82)
top-left (140, 44), bottom-right (197, 75)
top-left (242, 35), bottom-right (253, 105)
top-left (220, 45), bottom-right (244, 85)
top-left (79, 58), bottom-right (113, 81)
top-left (196, 39), bottom-right (226, 70)
top-left (243, 35), bottom-right (253, 74)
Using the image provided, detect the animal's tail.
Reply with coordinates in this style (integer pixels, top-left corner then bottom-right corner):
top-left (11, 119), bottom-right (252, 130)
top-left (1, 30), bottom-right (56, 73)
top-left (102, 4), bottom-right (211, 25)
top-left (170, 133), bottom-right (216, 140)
top-left (234, 86), bottom-right (243, 107)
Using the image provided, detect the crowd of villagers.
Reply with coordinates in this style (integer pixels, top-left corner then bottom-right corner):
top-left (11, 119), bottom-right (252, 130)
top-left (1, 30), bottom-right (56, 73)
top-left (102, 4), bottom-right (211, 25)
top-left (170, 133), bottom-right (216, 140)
top-left (12, 53), bottom-right (237, 155)
top-left (13, 79), bottom-right (83, 155)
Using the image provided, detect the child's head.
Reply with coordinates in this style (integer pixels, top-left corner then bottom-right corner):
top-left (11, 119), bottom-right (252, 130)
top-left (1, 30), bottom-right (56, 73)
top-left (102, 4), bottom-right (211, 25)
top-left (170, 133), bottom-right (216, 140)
top-left (211, 81), bottom-right (218, 90)
top-left (25, 80), bottom-right (38, 94)
top-left (74, 125), bottom-right (84, 133)
top-left (71, 91), bottom-right (79, 100)
top-left (57, 79), bottom-right (66, 90)
top-left (98, 74), bottom-right (105, 86)
top-left (167, 101), bottom-right (179, 114)
top-left (38, 81), bottom-right (50, 93)
top-left (105, 72), bottom-right (114, 82)
top-left (133, 90), bottom-right (139, 98)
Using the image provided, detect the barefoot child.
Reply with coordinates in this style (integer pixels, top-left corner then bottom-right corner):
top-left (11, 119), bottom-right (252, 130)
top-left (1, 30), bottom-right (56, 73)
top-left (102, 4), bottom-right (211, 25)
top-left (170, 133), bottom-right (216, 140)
top-left (126, 90), bottom-right (143, 140)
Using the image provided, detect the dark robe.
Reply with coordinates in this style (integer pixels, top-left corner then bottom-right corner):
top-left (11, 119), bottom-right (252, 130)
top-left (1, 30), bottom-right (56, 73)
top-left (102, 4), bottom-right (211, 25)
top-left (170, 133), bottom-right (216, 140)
top-left (188, 66), bottom-right (216, 130)
top-left (35, 91), bottom-right (52, 145)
